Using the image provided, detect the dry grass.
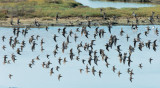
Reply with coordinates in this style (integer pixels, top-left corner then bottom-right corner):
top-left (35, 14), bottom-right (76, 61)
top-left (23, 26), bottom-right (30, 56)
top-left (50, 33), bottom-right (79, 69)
top-left (0, 0), bottom-right (159, 18)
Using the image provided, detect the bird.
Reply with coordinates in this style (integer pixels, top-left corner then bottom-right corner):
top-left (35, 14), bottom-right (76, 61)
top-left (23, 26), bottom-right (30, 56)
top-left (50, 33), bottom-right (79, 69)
top-left (139, 63), bottom-right (143, 69)
top-left (82, 59), bottom-right (86, 64)
top-left (56, 66), bottom-right (60, 71)
top-left (58, 57), bottom-right (62, 65)
top-left (53, 34), bottom-right (58, 42)
top-left (2, 36), bottom-right (6, 42)
top-left (0, 24), bottom-right (158, 83)
top-left (118, 71), bottom-right (122, 77)
top-left (36, 55), bottom-right (40, 60)
top-left (46, 26), bottom-right (48, 31)
top-left (108, 23), bottom-right (112, 33)
top-left (98, 70), bottom-right (102, 78)
top-left (29, 63), bottom-right (32, 68)
top-left (130, 76), bottom-right (133, 82)
top-left (92, 66), bottom-right (96, 76)
top-left (46, 54), bottom-right (50, 59)
top-left (112, 66), bottom-right (116, 73)
top-left (10, 18), bottom-right (13, 25)
top-left (9, 74), bottom-right (13, 79)
top-left (149, 58), bottom-right (153, 64)
top-left (74, 34), bottom-right (78, 42)
top-left (79, 69), bottom-right (84, 74)
top-left (126, 34), bottom-right (130, 42)
top-left (42, 62), bottom-right (46, 68)
top-left (127, 68), bottom-right (131, 74)
top-left (2, 45), bottom-right (6, 50)
top-left (58, 74), bottom-right (62, 81)
top-left (56, 13), bottom-right (59, 21)
top-left (86, 65), bottom-right (90, 73)
top-left (63, 57), bottom-right (67, 64)
top-left (17, 18), bottom-right (21, 25)
top-left (50, 68), bottom-right (54, 76)
top-left (106, 62), bottom-right (110, 68)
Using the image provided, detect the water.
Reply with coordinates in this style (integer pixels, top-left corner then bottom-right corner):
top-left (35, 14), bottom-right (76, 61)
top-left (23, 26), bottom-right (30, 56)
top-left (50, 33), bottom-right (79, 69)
top-left (75, 0), bottom-right (154, 8)
top-left (0, 25), bottom-right (160, 88)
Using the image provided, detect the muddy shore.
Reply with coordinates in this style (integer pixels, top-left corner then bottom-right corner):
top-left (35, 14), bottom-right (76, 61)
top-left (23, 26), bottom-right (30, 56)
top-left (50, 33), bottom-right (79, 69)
top-left (0, 17), bottom-right (159, 27)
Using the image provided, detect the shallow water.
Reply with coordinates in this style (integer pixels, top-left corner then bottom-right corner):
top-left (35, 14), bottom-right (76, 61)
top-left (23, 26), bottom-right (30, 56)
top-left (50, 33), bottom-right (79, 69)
top-left (0, 25), bottom-right (160, 88)
top-left (75, 0), bottom-right (154, 8)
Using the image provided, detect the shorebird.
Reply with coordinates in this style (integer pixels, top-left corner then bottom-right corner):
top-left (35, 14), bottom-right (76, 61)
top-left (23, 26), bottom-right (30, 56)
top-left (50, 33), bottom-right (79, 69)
top-left (46, 54), bottom-right (50, 59)
top-left (29, 63), bottom-right (32, 68)
top-left (0, 24), bottom-right (158, 83)
top-left (56, 13), bottom-right (59, 21)
top-left (56, 66), bottom-right (60, 71)
top-left (10, 18), bottom-right (13, 25)
top-left (149, 58), bottom-right (153, 64)
top-left (17, 18), bottom-right (21, 25)
top-left (98, 70), bottom-right (102, 78)
top-left (118, 71), bottom-right (122, 77)
top-left (112, 66), bottom-right (116, 73)
top-left (58, 74), bottom-right (62, 81)
top-left (9, 74), bottom-right (13, 79)
top-left (139, 63), bottom-right (143, 69)
top-left (53, 34), bottom-right (58, 42)
top-left (2, 45), bottom-right (6, 50)
top-left (126, 34), bottom-right (130, 42)
top-left (50, 68), bottom-right (54, 76)
top-left (106, 62), bottom-right (110, 68)
top-left (46, 26), bottom-right (48, 31)
top-left (79, 69), bottom-right (84, 74)
top-left (130, 76), bottom-right (133, 82)
top-left (2, 36), bottom-right (6, 42)
top-left (92, 66), bottom-right (96, 76)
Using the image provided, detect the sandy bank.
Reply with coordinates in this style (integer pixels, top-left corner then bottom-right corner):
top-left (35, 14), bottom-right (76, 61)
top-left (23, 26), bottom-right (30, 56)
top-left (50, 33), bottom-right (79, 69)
top-left (0, 17), bottom-right (159, 27)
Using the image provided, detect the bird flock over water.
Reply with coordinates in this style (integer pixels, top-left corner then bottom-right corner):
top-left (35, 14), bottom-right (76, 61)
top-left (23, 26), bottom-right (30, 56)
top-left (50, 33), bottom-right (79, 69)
top-left (0, 20), bottom-right (159, 82)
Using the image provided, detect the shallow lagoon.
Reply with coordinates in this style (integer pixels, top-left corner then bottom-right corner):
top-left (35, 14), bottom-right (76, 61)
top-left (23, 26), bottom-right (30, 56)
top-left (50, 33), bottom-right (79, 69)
top-left (75, 0), bottom-right (155, 8)
top-left (0, 25), bottom-right (160, 88)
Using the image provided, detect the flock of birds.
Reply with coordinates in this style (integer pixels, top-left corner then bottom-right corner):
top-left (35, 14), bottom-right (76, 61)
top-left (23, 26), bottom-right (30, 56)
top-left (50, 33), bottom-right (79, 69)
top-left (1, 18), bottom-right (159, 83)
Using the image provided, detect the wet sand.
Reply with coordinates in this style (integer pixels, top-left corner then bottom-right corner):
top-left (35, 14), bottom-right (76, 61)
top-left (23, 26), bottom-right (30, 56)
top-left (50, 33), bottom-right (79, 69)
top-left (0, 17), bottom-right (159, 27)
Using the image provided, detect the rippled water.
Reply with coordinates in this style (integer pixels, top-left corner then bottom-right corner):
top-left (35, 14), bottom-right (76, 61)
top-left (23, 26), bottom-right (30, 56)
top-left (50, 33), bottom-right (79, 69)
top-left (75, 0), bottom-right (154, 8)
top-left (0, 25), bottom-right (160, 88)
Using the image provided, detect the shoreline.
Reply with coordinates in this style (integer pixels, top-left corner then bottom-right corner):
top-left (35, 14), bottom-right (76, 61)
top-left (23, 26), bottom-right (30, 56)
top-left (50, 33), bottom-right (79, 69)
top-left (92, 0), bottom-right (160, 4)
top-left (0, 17), bottom-right (160, 27)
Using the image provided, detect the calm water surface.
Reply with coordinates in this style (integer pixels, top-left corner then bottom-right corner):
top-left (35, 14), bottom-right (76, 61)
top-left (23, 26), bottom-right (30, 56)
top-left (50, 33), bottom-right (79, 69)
top-left (75, 0), bottom-right (155, 8)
